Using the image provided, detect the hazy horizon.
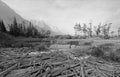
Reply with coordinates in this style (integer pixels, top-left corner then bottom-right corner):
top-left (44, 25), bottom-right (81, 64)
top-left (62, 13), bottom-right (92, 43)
top-left (2, 0), bottom-right (120, 35)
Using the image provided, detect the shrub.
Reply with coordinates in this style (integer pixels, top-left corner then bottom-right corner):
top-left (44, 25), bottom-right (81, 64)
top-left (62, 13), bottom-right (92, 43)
top-left (99, 43), bottom-right (114, 47)
top-left (116, 48), bottom-right (120, 54)
top-left (104, 35), bottom-right (110, 39)
top-left (34, 43), bottom-right (49, 51)
top-left (98, 43), bottom-right (114, 52)
top-left (83, 41), bottom-right (93, 46)
top-left (90, 47), bottom-right (104, 57)
top-left (89, 44), bottom-right (120, 63)
top-left (107, 52), bottom-right (120, 62)
top-left (0, 32), bottom-right (14, 47)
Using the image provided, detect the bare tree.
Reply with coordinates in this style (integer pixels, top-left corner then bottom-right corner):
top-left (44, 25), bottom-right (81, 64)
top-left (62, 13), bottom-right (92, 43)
top-left (94, 23), bottom-right (101, 37)
top-left (110, 31), bottom-right (114, 37)
top-left (74, 23), bottom-right (82, 36)
top-left (87, 22), bottom-right (92, 37)
top-left (82, 23), bottom-right (88, 37)
top-left (101, 23), bottom-right (112, 39)
top-left (89, 22), bottom-right (92, 37)
top-left (118, 27), bottom-right (120, 37)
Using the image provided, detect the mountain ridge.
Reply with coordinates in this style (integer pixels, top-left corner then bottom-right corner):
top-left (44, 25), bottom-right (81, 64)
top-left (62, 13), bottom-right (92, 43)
top-left (30, 20), bottom-right (63, 35)
top-left (0, 0), bottom-right (63, 35)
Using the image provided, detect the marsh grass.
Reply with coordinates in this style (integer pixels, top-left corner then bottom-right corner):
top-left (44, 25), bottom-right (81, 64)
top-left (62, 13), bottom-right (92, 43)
top-left (89, 43), bottom-right (120, 63)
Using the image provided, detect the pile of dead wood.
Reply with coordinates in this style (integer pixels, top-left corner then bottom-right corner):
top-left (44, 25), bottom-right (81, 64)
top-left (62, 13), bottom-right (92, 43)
top-left (0, 48), bottom-right (120, 77)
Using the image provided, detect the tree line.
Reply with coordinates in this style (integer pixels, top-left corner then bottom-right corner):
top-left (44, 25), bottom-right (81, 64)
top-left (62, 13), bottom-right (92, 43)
top-left (0, 18), bottom-right (51, 38)
top-left (74, 22), bottom-right (120, 39)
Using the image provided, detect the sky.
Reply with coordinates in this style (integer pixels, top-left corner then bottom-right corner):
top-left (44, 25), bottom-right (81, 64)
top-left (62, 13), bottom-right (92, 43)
top-left (2, 0), bottom-right (120, 35)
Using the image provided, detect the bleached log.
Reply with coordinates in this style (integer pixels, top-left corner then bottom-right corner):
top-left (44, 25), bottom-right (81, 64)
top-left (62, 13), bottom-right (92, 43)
top-left (0, 51), bottom-right (31, 77)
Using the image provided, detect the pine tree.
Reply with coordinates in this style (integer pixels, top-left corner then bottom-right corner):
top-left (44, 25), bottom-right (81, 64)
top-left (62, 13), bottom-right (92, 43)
top-left (9, 17), bottom-right (19, 36)
top-left (0, 20), bottom-right (7, 32)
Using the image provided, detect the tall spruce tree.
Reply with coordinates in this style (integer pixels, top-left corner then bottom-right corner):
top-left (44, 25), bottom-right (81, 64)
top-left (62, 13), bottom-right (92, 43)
top-left (9, 17), bottom-right (19, 36)
top-left (0, 20), bottom-right (7, 32)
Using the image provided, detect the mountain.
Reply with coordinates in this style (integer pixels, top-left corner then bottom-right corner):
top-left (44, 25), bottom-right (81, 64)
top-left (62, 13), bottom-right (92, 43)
top-left (31, 20), bottom-right (52, 31)
top-left (0, 0), bottom-right (25, 25)
top-left (0, 0), bottom-right (62, 35)
top-left (31, 20), bottom-right (63, 35)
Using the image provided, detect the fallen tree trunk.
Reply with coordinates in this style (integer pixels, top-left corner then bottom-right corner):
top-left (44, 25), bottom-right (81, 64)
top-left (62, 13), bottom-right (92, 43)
top-left (0, 64), bottom-right (17, 77)
top-left (50, 63), bottom-right (81, 77)
top-left (0, 51), bottom-right (32, 77)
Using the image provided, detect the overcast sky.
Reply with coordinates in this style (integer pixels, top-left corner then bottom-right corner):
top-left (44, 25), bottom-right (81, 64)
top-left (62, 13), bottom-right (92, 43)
top-left (2, 0), bottom-right (120, 35)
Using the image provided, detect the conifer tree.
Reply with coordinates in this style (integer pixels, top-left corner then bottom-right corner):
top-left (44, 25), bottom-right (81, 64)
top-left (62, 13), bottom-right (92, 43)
top-left (0, 20), bottom-right (7, 32)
